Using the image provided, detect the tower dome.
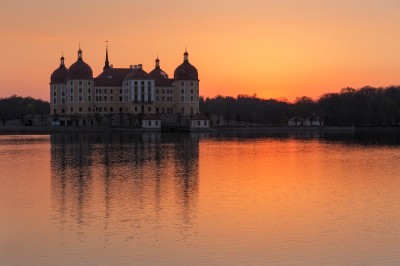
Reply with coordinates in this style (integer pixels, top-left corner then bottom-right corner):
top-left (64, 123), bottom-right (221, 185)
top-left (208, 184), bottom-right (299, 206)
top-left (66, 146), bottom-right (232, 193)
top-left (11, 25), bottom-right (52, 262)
top-left (174, 51), bottom-right (198, 80)
top-left (67, 47), bottom-right (93, 79)
top-left (50, 56), bottom-right (68, 83)
top-left (149, 57), bottom-right (170, 85)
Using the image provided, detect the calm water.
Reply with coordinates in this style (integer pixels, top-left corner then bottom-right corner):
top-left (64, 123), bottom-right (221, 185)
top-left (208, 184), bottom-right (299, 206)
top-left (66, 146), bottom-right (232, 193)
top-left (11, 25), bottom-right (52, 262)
top-left (1, 132), bottom-right (400, 265)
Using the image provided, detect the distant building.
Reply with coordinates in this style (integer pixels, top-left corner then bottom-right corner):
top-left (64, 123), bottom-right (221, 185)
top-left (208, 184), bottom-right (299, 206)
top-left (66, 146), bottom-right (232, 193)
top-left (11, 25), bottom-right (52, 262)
top-left (50, 45), bottom-right (200, 126)
top-left (288, 116), bottom-right (304, 126)
top-left (289, 115), bottom-right (322, 126)
top-left (142, 114), bottom-right (161, 130)
top-left (190, 114), bottom-right (210, 129)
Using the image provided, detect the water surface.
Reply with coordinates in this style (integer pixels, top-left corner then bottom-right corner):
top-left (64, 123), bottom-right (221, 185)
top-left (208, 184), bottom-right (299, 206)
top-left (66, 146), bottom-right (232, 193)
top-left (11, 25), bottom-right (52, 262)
top-left (1, 132), bottom-right (400, 265)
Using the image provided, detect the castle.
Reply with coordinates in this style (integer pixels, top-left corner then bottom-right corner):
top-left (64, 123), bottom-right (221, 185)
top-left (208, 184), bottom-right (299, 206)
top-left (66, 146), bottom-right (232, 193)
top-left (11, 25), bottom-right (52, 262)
top-left (50, 45), bottom-right (199, 126)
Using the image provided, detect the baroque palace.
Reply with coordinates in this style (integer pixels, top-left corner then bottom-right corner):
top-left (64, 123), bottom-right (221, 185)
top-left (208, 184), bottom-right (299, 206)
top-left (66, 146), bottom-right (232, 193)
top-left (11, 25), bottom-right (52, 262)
top-left (50, 46), bottom-right (200, 127)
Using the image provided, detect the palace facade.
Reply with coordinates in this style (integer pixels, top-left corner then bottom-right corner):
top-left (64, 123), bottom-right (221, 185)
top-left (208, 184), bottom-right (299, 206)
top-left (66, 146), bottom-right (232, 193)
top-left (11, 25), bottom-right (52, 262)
top-left (50, 46), bottom-right (199, 126)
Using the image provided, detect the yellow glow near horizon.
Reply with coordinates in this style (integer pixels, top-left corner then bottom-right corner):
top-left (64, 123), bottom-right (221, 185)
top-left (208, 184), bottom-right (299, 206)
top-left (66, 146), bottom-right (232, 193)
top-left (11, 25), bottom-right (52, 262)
top-left (0, 0), bottom-right (399, 102)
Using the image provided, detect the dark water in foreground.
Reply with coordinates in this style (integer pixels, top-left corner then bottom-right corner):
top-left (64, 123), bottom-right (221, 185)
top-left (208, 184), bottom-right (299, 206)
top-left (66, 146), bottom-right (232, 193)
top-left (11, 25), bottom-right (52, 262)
top-left (1, 132), bottom-right (400, 265)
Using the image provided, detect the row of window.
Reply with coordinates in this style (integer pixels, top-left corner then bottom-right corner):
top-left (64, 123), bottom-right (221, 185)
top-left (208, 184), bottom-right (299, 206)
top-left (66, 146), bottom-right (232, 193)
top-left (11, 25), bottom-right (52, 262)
top-left (124, 81), bottom-right (153, 86)
top-left (180, 88), bottom-right (197, 94)
top-left (54, 95), bottom-right (197, 104)
top-left (180, 95), bottom-right (197, 102)
top-left (123, 87), bottom-right (153, 95)
top-left (54, 106), bottom-right (198, 115)
top-left (124, 95), bottom-right (153, 102)
top-left (96, 88), bottom-right (114, 95)
top-left (53, 86), bottom-right (198, 98)
top-left (181, 81), bottom-right (197, 87)
top-left (95, 96), bottom-right (114, 102)
top-left (156, 89), bottom-right (173, 95)
top-left (70, 81), bottom-right (91, 86)
top-left (156, 96), bottom-right (173, 102)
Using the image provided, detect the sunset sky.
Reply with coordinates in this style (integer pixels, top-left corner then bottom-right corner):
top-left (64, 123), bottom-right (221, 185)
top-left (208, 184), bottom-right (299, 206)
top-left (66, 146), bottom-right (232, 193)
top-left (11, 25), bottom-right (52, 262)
top-left (1, 0), bottom-right (399, 102)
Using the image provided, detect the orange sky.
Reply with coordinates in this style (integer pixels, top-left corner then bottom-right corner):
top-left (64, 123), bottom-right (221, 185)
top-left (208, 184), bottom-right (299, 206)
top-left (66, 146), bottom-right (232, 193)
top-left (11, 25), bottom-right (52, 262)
top-left (0, 0), bottom-right (399, 102)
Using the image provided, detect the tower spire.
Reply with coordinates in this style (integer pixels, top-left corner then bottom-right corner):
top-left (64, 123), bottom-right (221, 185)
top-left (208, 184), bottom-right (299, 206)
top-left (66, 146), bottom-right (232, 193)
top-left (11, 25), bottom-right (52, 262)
top-left (78, 43), bottom-right (82, 60)
top-left (184, 49), bottom-right (189, 62)
top-left (155, 55), bottom-right (160, 68)
top-left (60, 52), bottom-right (65, 66)
top-left (104, 40), bottom-right (110, 70)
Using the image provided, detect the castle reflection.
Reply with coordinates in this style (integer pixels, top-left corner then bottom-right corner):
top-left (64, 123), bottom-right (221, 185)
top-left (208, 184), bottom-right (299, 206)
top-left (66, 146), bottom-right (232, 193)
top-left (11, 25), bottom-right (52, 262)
top-left (50, 133), bottom-right (199, 240)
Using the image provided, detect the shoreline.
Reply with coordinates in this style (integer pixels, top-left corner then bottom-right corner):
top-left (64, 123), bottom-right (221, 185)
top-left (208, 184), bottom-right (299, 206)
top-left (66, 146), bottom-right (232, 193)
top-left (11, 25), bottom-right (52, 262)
top-left (1, 125), bottom-right (399, 135)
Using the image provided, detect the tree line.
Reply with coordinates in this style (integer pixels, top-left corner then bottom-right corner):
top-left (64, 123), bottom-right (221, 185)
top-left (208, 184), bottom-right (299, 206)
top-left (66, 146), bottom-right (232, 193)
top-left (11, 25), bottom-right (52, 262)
top-left (0, 95), bottom-right (49, 125)
top-left (200, 86), bottom-right (400, 126)
top-left (2, 85), bottom-right (400, 126)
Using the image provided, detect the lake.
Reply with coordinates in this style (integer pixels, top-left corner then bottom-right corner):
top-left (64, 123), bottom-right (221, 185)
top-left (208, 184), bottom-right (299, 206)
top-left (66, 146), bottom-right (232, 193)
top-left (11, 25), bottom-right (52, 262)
top-left (1, 131), bottom-right (400, 265)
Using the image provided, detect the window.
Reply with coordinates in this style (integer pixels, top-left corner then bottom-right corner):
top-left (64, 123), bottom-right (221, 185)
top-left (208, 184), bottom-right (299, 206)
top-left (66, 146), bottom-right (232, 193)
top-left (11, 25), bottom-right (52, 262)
top-left (54, 109), bottom-right (56, 114)
top-left (104, 107), bottom-right (107, 112)
top-left (190, 96), bottom-right (194, 101)
top-left (53, 99), bottom-right (56, 104)
top-left (141, 81), bottom-right (144, 85)
top-left (148, 106), bottom-right (151, 112)
top-left (110, 96), bottom-right (113, 101)
top-left (181, 82), bottom-right (184, 86)
top-left (88, 81), bottom-right (91, 86)
top-left (181, 96), bottom-right (184, 102)
top-left (190, 82), bottom-right (194, 86)
top-left (148, 121), bottom-right (151, 126)
top-left (120, 96), bottom-right (122, 102)
top-left (79, 107), bottom-right (82, 112)
top-left (88, 96), bottom-right (91, 101)
top-left (71, 107), bottom-right (73, 112)
top-left (88, 107), bottom-right (91, 112)
top-left (134, 107), bottom-right (137, 112)
top-left (70, 81), bottom-right (73, 86)
top-left (70, 96), bottom-right (73, 102)
top-left (204, 121), bottom-right (208, 126)
top-left (181, 107), bottom-right (184, 113)
top-left (104, 89), bottom-right (107, 94)
top-left (62, 109), bottom-right (65, 113)
top-left (79, 88), bottom-right (82, 93)
top-left (156, 89), bottom-right (159, 94)
top-left (104, 96), bottom-right (107, 101)
top-left (119, 107), bottom-right (122, 112)
top-left (197, 121), bottom-right (200, 126)
top-left (79, 96), bottom-right (82, 102)
top-left (181, 88), bottom-right (184, 94)
top-left (155, 121), bottom-right (159, 126)
top-left (110, 89), bottom-right (113, 94)
top-left (79, 81), bottom-right (82, 85)
top-left (110, 107), bottom-right (113, 112)
top-left (53, 91), bottom-right (56, 96)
